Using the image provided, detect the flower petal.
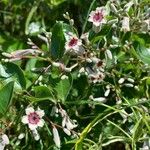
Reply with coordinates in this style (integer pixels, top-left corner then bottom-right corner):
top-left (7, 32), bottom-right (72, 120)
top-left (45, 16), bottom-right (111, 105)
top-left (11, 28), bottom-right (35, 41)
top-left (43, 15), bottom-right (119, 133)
top-left (25, 107), bottom-right (34, 115)
top-left (21, 116), bottom-right (28, 124)
top-left (1, 134), bottom-right (9, 145)
top-left (36, 108), bottom-right (45, 118)
top-left (0, 144), bottom-right (5, 150)
top-left (37, 119), bottom-right (44, 127)
top-left (28, 124), bottom-right (37, 130)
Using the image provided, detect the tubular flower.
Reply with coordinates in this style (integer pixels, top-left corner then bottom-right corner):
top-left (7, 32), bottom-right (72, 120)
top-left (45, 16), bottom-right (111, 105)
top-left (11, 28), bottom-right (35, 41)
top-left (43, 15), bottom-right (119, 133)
top-left (21, 107), bottom-right (45, 130)
top-left (121, 17), bottom-right (130, 32)
top-left (65, 32), bottom-right (84, 54)
top-left (0, 134), bottom-right (9, 150)
top-left (88, 7), bottom-right (107, 32)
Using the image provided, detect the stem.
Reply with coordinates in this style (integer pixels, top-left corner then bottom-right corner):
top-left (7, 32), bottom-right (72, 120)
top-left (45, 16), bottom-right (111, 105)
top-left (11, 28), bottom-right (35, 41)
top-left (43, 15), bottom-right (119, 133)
top-left (82, 0), bottom-right (97, 34)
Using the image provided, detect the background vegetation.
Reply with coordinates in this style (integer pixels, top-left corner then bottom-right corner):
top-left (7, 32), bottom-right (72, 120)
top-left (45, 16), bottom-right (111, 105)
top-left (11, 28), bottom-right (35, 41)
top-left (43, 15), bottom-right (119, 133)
top-left (0, 0), bottom-right (150, 150)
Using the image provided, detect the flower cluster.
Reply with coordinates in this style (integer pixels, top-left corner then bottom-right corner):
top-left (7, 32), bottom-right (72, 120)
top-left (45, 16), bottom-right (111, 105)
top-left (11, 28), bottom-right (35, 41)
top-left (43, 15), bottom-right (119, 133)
top-left (78, 52), bottom-right (106, 83)
top-left (59, 108), bottom-right (78, 134)
top-left (50, 105), bottom-right (78, 148)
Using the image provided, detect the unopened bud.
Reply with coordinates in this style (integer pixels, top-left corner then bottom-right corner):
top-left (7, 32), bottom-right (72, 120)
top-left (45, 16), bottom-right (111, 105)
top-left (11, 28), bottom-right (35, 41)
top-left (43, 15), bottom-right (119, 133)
top-left (110, 3), bottom-right (118, 13)
top-left (104, 89), bottom-right (110, 97)
top-left (124, 83), bottom-right (134, 87)
top-left (105, 49), bottom-right (113, 59)
top-left (69, 19), bottom-right (74, 26)
top-left (127, 78), bottom-right (134, 83)
top-left (118, 78), bottom-right (125, 84)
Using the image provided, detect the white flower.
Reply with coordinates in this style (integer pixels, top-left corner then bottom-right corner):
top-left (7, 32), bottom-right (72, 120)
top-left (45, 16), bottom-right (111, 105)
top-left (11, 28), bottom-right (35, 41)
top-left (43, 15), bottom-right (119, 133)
top-left (65, 32), bottom-right (83, 54)
top-left (65, 118), bottom-right (78, 130)
top-left (52, 126), bottom-right (61, 148)
top-left (1, 134), bottom-right (9, 145)
top-left (88, 7), bottom-right (107, 32)
top-left (88, 71), bottom-right (105, 83)
top-left (121, 17), bottom-right (130, 32)
top-left (32, 129), bottom-right (40, 141)
top-left (88, 7), bottom-right (107, 27)
top-left (105, 49), bottom-right (113, 60)
top-left (21, 107), bottom-right (45, 130)
top-left (0, 134), bottom-right (9, 150)
top-left (63, 128), bottom-right (71, 136)
top-left (28, 22), bottom-right (40, 34)
top-left (59, 108), bottom-right (78, 133)
top-left (81, 32), bottom-right (90, 44)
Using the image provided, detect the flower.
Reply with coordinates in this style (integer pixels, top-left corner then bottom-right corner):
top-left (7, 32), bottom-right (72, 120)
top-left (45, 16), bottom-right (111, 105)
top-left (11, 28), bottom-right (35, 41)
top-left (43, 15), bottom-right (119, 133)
top-left (88, 7), bottom-right (107, 32)
top-left (59, 108), bottom-right (78, 133)
top-left (21, 107), bottom-right (45, 130)
top-left (121, 17), bottom-right (130, 32)
top-left (18, 133), bottom-right (25, 140)
top-left (32, 129), bottom-right (40, 141)
top-left (52, 126), bottom-right (61, 148)
top-left (0, 134), bottom-right (9, 150)
top-left (65, 32), bottom-right (84, 54)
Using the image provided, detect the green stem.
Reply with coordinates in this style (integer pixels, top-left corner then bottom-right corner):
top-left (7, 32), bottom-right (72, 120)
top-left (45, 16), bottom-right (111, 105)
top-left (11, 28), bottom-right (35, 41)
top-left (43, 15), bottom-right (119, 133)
top-left (82, 0), bottom-right (96, 34)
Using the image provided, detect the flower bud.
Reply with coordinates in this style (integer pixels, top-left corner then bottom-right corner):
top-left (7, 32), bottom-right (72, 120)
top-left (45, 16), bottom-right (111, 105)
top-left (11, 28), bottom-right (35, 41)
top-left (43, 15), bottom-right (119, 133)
top-left (52, 126), bottom-right (61, 148)
top-left (105, 49), bottom-right (113, 59)
top-left (18, 133), bottom-right (25, 140)
top-left (121, 17), bottom-right (130, 32)
top-left (63, 128), bottom-right (71, 136)
top-left (127, 78), bottom-right (134, 83)
top-left (110, 3), bottom-right (118, 13)
top-left (93, 97), bottom-right (107, 103)
top-left (118, 78), bottom-right (125, 84)
top-left (104, 89), bottom-right (110, 97)
top-left (124, 83), bottom-right (134, 87)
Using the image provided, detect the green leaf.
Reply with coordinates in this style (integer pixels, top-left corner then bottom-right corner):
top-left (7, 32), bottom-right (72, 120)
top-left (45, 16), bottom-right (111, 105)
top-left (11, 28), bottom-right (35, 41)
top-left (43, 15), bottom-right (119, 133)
top-left (132, 117), bottom-right (143, 142)
top-left (3, 63), bottom-right (26, 89)
top-left (25, 3), bottom-right (39, 35)
top-left (54, 77), bottom-right (72, 103)
top-left (136, 44), bottom-right (150, 65)
top-left (0, 81), bottom-right (14, 117)
top-left (50, 0), bottom-right (66, 6)
top-left (0, 64), bottom-right (9, 78)
top-left (51, 22), bottom-right (76, 59)
top-left (34, 86), bottom-right (54, 98)
top-left (51, 22), bottom-right (66, 59)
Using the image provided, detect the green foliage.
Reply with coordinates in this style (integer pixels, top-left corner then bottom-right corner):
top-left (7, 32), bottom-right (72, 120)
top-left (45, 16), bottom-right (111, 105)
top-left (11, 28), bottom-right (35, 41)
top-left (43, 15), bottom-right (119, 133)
top-left (0, 81), bottom-right (14, 117)
top-left (0, 0), bottom-right (150, 150)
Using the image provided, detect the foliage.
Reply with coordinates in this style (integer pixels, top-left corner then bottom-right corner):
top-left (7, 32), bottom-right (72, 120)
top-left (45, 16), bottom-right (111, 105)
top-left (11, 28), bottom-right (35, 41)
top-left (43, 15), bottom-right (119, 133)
top-left (0, 0), bottom-right (150, 150)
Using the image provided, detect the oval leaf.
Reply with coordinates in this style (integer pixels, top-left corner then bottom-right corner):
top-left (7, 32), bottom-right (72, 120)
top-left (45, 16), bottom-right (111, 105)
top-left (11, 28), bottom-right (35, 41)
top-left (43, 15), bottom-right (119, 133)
top-left (0, 81), bottom-right (14, 117)
top-left (51, 22), bottom-right (65, 59)
top-left (3, 63), bottom-right (26, 89)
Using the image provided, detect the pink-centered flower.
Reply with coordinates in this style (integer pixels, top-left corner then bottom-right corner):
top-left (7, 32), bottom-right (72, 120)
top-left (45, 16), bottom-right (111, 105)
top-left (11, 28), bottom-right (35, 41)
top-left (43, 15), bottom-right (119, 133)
top-left (21, 107), bottom-right (45, 130)
top-left (65, 32), bottom-right (83, 54)
top-left (88, 7), bottom-right (107, 27)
